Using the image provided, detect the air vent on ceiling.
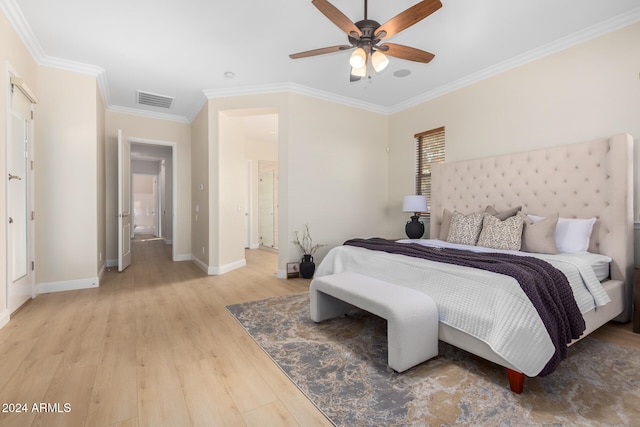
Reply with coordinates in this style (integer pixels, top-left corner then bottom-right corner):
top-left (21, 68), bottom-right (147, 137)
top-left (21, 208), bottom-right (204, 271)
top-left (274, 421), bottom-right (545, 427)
top-left (136, 90), bottom-right (174, 109)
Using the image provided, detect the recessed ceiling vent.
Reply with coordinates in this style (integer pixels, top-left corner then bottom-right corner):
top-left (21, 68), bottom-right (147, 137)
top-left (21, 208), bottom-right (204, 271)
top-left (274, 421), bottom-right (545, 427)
top-left (136, 90), bottom-right (174, 109)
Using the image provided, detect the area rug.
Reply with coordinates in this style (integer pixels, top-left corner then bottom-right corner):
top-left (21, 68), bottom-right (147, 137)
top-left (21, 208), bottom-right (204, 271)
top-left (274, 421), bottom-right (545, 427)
top-left (226, 293), bottom-right (640, 426)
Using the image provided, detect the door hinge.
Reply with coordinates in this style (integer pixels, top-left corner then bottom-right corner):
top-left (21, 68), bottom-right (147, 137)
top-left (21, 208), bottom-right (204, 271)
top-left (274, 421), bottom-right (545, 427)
top-left (31, 110), bottom-right (34, 120)
top-left (31, 261), bottom-right (35, 271)
top-left (31, 160), bottom-right (34, 171)
top-left (31, 211), bottom-right (35, 220)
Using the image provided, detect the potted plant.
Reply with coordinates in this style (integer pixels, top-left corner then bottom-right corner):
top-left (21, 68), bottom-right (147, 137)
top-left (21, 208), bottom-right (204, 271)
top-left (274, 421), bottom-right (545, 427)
top-left (292, 224), bottom-right (325, 279)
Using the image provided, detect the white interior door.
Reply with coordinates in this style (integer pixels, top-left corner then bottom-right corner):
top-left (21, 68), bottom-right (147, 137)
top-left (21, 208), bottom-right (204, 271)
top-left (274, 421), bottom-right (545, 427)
top-left (117, 129), bottom-right (132, 271)
top-left (7, 85), bottom-right (34, 312)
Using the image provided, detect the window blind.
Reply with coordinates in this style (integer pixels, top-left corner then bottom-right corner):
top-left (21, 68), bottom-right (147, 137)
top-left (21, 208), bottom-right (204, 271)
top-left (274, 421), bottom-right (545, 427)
top-left (415, 126), bottom-right (445, 212)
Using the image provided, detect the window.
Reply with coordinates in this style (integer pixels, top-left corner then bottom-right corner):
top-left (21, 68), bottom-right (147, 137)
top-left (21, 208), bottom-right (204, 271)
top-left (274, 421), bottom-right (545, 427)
top-left (415, 126), bottom-right (445, 212)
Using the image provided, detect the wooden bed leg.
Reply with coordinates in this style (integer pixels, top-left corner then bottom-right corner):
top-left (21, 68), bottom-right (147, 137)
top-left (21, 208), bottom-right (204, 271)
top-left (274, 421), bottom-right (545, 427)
top-left (506, 368), bottom-right (525, 394)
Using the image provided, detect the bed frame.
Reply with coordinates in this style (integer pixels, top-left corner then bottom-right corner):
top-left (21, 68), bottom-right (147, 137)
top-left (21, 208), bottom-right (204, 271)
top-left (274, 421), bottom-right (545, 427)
top-left (430, 133), bottom-right (634, 393)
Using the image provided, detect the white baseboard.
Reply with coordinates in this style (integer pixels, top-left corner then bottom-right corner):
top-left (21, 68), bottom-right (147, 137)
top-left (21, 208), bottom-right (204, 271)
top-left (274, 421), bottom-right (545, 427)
top-left (249, 243), bottom-right (260, 249)
top-left (106, 259), bottom-right (118, 268)
top-left (191, 257), bottom-right (246, 275)
top-left (37, 277), bottom-right (99, 294)
top-left (277, 269), bottom-right (287, 279)
top-left (191, 256), bottom-right (208, 273)
top-left (0, 309), bottom-right (9, 330)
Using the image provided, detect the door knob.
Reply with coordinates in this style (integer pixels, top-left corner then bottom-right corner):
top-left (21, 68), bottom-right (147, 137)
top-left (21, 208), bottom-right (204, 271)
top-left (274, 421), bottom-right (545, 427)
top-left (8, 174), bottom-right (21, 181)
top-left (8, 217), bottom-right (13, 224)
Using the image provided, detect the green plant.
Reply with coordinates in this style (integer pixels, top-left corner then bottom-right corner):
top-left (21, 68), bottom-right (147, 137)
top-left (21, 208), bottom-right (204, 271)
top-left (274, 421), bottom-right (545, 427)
top-left (292, 224), bottom-right (325, 256)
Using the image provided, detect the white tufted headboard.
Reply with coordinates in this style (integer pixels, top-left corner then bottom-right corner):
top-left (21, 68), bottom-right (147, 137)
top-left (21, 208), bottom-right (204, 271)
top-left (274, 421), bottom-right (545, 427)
top-left (430, 133), bottom-right (634, 322)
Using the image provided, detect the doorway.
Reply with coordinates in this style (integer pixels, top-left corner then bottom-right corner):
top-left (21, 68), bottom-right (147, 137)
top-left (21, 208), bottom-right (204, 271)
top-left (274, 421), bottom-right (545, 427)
top-left (133, 173), bottom-right (159, 237)
top-left (129, 140), bottom-right (175, 257)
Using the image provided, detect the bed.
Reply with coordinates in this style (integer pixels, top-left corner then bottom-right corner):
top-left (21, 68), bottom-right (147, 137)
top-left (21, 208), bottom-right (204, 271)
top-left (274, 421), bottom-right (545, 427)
top-left (314, 133), bottom-right (634, 393)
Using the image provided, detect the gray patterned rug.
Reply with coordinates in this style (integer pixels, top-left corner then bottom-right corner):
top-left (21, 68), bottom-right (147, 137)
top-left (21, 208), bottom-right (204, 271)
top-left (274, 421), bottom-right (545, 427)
top-left (226, 292), bottom-right (640, 426)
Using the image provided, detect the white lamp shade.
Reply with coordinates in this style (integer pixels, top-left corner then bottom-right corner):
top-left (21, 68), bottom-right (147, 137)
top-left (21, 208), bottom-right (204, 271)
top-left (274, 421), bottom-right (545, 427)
top-left (351, 65), bottom-right (367, 77)
top-left (402, 195), bottom-right (428, 213)
top-left (371, 51), bottom-right (389, 72)
top-left (349, 47), bottom-right (367, 68)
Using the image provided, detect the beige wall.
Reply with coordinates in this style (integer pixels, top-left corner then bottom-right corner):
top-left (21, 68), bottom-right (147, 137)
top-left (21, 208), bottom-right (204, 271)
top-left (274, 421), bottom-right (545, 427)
top-left (200, 93), bottom-right (389, 275)
top-left (389, 22), bottom-right (640, 237)
top-left (190, 103), bottom-right (210, 267)
top-left (105, 111), bottom-right (192, 263)
top-left (0, 10), bottom-right (39, 319)
top-left (287, 93), bottom-right (391, 262)
top-left (35, 67), bottom-right (99, 285)
top-left (96, 83), bottom-right (106, 275)
top-left (218, 112), bottom-right (248, 269)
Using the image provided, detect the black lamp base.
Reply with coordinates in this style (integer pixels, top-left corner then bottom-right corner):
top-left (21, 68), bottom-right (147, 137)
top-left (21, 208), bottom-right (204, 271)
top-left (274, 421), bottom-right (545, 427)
top-left (405, 215), bottom-right (425, 239)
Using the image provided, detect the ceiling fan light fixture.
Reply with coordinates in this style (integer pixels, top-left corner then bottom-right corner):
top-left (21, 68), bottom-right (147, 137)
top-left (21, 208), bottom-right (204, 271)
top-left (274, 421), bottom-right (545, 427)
top-left (349, 47), bottom-right (367, 68)
top-left (371, 51), bottom-right (389, 72)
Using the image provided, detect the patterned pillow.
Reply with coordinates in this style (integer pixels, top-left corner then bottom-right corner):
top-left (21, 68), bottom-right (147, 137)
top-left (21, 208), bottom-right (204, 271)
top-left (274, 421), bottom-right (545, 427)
top-left (477, 213), bottom-right (525, 250)
top-left (446, 211), bottom-right (484, 245)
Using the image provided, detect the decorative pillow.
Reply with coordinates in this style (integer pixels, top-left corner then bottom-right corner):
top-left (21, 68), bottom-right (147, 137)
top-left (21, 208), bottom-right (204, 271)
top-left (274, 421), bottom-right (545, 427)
top-left (520, 212), bottom-right (559, 254)
top-left (439, 209), bottom-right (453, 240)
top-left (477, 213), bottom-right (525, 250)
top-left (485, 205), bottom-right (522, 221)
top-left (446, 211), bottom-right (484, 246)
top-left (528, 214), bottom-right (596, 253)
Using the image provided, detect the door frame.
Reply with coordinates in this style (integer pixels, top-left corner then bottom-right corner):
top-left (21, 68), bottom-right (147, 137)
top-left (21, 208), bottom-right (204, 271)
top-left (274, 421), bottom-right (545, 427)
top-left (4, 64), bottom-right (37, 317)
top-left (129, 137), bottom-right (178, 261)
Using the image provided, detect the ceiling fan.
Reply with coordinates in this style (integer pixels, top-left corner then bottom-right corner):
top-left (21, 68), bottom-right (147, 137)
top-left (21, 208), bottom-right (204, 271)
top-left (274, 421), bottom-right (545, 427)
top-left (289, 0), bottom-right (442, 81)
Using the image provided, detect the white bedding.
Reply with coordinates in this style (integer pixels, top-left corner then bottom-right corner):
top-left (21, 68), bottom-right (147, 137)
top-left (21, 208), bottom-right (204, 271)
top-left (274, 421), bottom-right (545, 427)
top-left (314, 239), bottom-right (611, 377)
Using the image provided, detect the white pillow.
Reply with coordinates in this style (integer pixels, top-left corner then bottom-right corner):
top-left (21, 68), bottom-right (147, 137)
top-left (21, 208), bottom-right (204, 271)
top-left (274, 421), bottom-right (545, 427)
top-left (528, 214), bottom-right (596, 253)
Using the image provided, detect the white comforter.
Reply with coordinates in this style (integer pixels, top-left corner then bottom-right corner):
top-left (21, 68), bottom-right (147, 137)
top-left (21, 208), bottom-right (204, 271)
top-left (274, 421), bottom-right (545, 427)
top-left (314, 239), bottom-right (610, 376)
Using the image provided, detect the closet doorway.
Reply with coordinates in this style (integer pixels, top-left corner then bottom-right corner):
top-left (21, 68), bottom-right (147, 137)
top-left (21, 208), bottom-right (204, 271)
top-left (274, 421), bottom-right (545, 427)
top-left (133, 173), bottom-right (159, 237)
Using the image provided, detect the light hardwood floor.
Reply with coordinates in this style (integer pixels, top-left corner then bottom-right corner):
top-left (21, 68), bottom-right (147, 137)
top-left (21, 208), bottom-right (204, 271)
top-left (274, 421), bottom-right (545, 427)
top-left (0, 239), bottom-right (638, 427)
top-left (0, 239), bottom-right (330, 427)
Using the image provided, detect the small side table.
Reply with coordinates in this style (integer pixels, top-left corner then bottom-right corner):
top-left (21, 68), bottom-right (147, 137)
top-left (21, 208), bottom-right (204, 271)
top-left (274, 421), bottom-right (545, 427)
top-left (634, 268), bottom-right (640, 333)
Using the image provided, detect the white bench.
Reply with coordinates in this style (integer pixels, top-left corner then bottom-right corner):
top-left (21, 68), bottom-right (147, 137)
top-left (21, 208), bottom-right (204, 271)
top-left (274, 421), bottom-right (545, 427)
top-left (310, 272), bottom-right (439, 373)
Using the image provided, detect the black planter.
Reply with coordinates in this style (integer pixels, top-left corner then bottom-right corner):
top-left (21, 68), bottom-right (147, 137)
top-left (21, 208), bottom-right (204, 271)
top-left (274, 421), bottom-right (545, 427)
top-left (300, 255), bottom-right (316, 279)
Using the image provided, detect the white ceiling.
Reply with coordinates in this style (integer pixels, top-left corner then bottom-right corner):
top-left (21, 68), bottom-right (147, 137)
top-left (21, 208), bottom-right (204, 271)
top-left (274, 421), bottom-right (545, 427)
top-left (4, 0), bottom-right (640, 123)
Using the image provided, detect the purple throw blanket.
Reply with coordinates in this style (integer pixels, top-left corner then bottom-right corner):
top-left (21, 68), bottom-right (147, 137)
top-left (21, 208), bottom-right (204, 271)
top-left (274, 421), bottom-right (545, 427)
top-left (343, 238), bottom-right (586, 376)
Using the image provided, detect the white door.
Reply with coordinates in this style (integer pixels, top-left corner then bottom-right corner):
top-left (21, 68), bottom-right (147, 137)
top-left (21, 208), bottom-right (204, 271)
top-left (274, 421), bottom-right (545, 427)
top-left (7, 83), bottom-right (34, 312)
top-left (259, 170), bottom-right (275, 247)
top-left (117, 129), bottom-right (132, 271)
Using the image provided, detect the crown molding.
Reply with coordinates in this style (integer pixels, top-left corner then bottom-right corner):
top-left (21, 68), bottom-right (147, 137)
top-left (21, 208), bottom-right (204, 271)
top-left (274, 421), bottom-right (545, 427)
top-left (1, 0), bottom-right (111, 107)
top-left (389, 6), bottom-right (640, 114)
top-left (0, 0), bottom-right (45, 62)
top-left (107, 105), bottom-right (190, 124)
top-left (203, 82), bottom-right (390, 115)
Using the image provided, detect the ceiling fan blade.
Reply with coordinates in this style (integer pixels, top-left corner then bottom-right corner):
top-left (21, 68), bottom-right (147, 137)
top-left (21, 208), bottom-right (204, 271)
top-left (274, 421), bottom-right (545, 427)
top-left (312, 0), bottom-right (362, 37)
top-left (289, 45), bottom-right (353, 59)
top-left (379, 43), bottom-right (435, 63)
top-left (350, 72), bottom-right (362, 82)
top-left (376, 0), bottom-right (442, 39)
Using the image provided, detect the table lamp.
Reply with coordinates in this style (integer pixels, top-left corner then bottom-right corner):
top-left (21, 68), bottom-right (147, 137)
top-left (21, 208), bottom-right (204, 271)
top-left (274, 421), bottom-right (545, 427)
top-left (403, 195), bottom-right (428, 239)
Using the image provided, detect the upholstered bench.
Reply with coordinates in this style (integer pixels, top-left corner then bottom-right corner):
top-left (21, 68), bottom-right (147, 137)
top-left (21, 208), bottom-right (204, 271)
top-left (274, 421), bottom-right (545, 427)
top-left (310, 272), bottom-right (439, 372)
